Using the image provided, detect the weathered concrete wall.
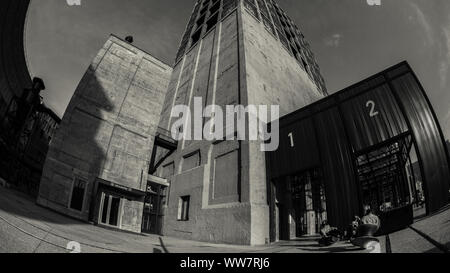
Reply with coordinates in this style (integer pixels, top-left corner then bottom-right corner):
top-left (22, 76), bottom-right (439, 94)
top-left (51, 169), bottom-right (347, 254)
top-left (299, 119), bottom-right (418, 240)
top-left (158, 2), bottom-right (325, 245)
top-left (240, 5), bottom-right (325, 245)
top-left (37, 35), bottom-right (172, 233)
top-left (158, 10), bottom-right (253, 245)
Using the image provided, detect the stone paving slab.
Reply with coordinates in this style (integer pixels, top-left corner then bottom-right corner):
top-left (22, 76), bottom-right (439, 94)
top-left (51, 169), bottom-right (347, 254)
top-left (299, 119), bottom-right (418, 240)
top-left (411, 206), bottom-right (450, 251)
top-left (1, 186), bottom-right (448, 253)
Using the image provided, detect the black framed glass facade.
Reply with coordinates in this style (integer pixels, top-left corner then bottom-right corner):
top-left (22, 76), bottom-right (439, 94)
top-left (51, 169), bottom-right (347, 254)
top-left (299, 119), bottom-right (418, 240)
top-left (175, 0), bottom-right (238, 64)
top-left (174, 0), bottom-right (327, 95)
top-left (243, 0), bottom-right (327, 95)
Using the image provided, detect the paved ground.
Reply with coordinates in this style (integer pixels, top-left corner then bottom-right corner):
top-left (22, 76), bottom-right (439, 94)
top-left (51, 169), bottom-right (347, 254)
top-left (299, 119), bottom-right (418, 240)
top-left (0, 185), bottom-right (448, 253)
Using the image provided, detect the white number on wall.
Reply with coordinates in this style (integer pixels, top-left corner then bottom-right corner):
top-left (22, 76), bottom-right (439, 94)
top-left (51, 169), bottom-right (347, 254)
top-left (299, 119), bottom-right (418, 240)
top-left (366, 100), bottom-right (379, 117)
top-left (288, 132), bottom-right (294, 147)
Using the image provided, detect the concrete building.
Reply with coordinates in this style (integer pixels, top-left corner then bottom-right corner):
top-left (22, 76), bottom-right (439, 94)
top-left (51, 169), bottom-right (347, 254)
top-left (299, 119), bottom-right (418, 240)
top-left (37, 35), bottom-right (172, 233)
top-left (151, 0), bottom-right (326, 245)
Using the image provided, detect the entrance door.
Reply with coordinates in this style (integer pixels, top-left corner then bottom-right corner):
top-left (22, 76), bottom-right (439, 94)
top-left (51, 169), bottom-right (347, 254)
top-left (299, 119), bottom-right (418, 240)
top-left (100, 193), bottom-right (121, 227)
top-left (142, 182), bottom-right (167, 234)
top-left (291, 169), bottom-right (327, 236)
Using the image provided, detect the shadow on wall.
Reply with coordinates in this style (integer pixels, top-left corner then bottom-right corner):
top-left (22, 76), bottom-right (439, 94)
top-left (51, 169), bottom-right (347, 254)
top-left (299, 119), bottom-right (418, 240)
top-left (1, 68), bottom-right (113, 226)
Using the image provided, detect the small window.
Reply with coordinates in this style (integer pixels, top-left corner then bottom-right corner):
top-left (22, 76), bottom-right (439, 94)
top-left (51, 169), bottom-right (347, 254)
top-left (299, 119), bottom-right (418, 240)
top-left (191, 28), bottom-right (202, 47)
top-left (196, 15), bottom-right (206, 30)
top-left (209, 0), bottom-right (221, 15)
top-left (178, 196), bottom-right (190, 221)
top-left (200, 3), bottom-right (209, 16)
top-left (206, 12), bottom-right (219, 32)
top-left (70, 179), bottom-right (86, 211)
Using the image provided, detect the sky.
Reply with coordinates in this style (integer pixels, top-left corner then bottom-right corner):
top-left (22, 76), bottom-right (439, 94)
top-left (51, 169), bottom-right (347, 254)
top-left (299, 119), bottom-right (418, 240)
top-left (26, 0), bottom-right (450, 140)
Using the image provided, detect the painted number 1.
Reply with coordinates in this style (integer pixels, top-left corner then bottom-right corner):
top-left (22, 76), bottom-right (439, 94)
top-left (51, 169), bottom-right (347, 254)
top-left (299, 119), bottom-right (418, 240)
top-left (366, 100), bottom-right (379, 117)
top-left (288, 132), bottom-right (294, 147)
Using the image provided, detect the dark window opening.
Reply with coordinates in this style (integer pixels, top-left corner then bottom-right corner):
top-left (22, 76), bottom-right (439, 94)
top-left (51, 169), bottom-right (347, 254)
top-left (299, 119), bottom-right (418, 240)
top-left (191, 28), bottom-right (202, 47)
top-left (209, 0), bottom-right (221, 15)
top-left (196, 15), bottom-right (206, 30)
top-left (70, 179), bottom-right (86, 211)
top-left (178, 196), bottom-right (190, 221)
top-left (200, 5), bottom-right (209, 16)
top-left (206, 12), bottom-right (219, 32)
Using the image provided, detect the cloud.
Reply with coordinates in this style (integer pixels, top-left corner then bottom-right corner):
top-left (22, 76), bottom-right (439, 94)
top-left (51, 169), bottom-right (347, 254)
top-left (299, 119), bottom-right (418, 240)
top-left (439, 26), bottom-right (450, 88)
top-left (324, 34), bottom-right (342, 47)
top-left (407, 2), bottom-right (450, 88)
top-left (408, 2), bottom-right (434, 46)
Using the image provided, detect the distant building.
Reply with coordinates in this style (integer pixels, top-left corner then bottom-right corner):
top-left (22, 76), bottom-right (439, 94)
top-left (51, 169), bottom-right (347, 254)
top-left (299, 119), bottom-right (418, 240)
top-left (37, 35), bottom-right (172, 233)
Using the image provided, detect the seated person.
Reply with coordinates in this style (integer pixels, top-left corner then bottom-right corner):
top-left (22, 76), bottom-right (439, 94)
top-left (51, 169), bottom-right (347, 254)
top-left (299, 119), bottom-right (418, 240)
top-left (360, 205), bottom-right (381, 231)
top-left (318, 220), bottom-right (340, 246)
top-left (351, 205), bottom-right (381, 249)
top-left (379, 199), bottom-right (393, 212)
top-left (345, 216), bottom-right (361, 240)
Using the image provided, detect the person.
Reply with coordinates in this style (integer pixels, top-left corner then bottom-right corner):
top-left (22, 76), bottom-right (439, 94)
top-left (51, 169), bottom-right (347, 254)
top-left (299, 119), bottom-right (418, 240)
top-left (379, 199), bottom-right (392, 212)
top-left (320, 220), bottom-right (332, 237)
top-left (345, 216), bottom-right (361, 240)
top-left (361, 205), bottom-right (381, 230)
top-left (349, 205), bottom-right (381, 250)
top-left (318, 220), bottom-right (340, 246)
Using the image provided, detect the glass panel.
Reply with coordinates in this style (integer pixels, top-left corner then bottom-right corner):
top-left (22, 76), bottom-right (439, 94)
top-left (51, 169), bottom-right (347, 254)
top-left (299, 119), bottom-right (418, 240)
top-left (101, 195), bottom-right (109, 224)
top-left (109, 197), bottom-right (121, 226)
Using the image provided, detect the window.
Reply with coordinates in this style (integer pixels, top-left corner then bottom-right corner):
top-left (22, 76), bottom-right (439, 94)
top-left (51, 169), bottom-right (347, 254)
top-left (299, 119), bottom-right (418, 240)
top-left (182, 150), bottom-right (201, 172)
top-left (191, 28), bottom-right (202, 46)
top-left (206, 12), bottom-right (219, 32)
top-left (70, 179), bottom-right (86, 211)
top-left (244, 0), bottom-right (260, 20)
top-left (178, 196), bottom-right (190, 221)
top-left (210, 0), bottom-right (220, 14)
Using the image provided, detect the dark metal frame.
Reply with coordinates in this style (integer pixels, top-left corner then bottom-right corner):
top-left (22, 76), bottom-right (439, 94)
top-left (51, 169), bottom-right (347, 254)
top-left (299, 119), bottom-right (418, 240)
top-left (267, 61), bottom-right (450, 233)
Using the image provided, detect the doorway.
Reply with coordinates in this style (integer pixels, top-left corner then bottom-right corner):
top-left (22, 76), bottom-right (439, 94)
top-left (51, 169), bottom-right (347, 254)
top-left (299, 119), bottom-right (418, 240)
top-left (291, 168), bottom-right (327, 237)
top-left (99, 193), bottom-right (121, 227)
top-left (354, 134), bottom-right (423, 234)
top-left (270, 168), bottom-right (327, 242)
top-left (142, 182), bottom-right (167, 234)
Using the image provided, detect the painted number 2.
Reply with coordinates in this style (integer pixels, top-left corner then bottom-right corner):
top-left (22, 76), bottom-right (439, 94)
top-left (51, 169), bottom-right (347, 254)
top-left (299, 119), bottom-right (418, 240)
top-left (366, 100), bottom-right (379, 117)
top-left (288, 133), bottom-right (294, 147)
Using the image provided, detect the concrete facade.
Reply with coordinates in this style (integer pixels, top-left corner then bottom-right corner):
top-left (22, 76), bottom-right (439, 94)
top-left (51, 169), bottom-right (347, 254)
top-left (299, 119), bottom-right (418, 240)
top-left (37, 35), bottom-right (172, 233)
top-left (155, 0), bottom-right (326, 245)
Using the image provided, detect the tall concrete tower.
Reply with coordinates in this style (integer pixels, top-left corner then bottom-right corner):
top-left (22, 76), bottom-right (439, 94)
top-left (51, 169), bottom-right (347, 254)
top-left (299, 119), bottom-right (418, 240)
top-left (154, 0), bottom-right (327, 245)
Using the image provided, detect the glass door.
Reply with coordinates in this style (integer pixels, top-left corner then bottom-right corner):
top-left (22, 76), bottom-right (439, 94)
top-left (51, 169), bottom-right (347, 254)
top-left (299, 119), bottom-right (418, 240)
top-left (291, 168), bottom-right (326, 236)
top-left (100, 193), bottom-right (121, 227)
top-left (142, 182), bottom-right (167, 234)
